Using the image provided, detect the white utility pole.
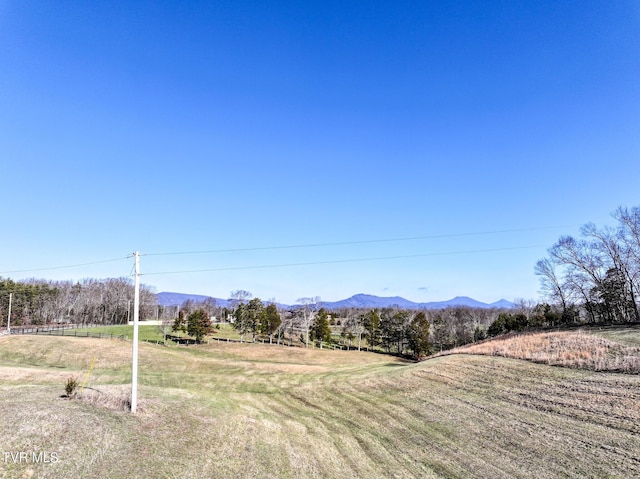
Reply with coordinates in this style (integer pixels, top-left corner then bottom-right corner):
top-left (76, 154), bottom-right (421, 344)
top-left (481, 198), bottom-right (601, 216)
top-left (131, 251), bottom-right (140, 413)
top-left (7, 293), bottom-right (12, 333)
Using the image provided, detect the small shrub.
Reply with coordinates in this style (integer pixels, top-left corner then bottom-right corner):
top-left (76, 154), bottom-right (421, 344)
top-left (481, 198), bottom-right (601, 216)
top-left (64, 376), bottom-right (79, 398)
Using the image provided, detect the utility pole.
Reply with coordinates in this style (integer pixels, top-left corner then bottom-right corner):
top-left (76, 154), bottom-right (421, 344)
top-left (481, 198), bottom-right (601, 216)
top-left (7, 293), bottom-right (12, 333)
top-left (131, 251), bottom-right (140, 413)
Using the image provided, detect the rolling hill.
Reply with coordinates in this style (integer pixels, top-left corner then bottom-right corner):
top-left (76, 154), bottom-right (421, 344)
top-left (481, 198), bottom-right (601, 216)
top-left (156, 291), bottom-right (515, 310)
top-left (0, 330), bottom-right (638, 478)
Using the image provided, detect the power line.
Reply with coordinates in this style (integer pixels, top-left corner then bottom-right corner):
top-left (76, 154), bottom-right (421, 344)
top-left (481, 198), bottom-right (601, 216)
top-left (142, 226), bottom-right (572, 257)
top-left (0, 225), bottom-right (571, 277)
top-left (141, 244), bottom-right (546, 276)
top-left (0, 256), bottom-right (130, 275)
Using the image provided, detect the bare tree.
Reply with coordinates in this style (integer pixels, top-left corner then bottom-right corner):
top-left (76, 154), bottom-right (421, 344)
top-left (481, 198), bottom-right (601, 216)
top-left (342, 313), bottom-right (365, 350)
top-left (537, 206), bottom-right (640, 324)
top-left (0, 277), bottom-right (156, 326)
top-left (296, 296), bottom-right (320, 348)
top-left (582, 222), bottom-right (638, 322)
top-left (229, 290), bottom-right (252, 308)
top-left (535, 258), bottom-right (569, 311)
top-left (158, 318), bottom-right (173, 345)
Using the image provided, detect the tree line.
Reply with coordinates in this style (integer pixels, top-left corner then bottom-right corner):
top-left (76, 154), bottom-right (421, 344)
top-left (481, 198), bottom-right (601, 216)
top-left (0, 276), bottom-right (516, 358)
top-left (535, 205), bottom-right (640, 326)
top-left (212, 291), bottom-right (510, 359)
top-left (0, 277), bottom-right (156, 326)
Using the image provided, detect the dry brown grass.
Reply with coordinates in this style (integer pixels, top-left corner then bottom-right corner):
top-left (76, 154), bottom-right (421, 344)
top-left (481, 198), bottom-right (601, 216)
top-left (445, 330), bottom-right (640, 373)
top-left (0, 335), bottom-right (133, 370)
top-left (0, 366), bottom-right (76, 384)
top-left (77, 385), bottom-right (132, 412)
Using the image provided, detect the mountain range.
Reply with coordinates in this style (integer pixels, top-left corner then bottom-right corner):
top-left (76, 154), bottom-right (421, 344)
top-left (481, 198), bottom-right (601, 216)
top-left (156, 292), bottom-right (515, 310)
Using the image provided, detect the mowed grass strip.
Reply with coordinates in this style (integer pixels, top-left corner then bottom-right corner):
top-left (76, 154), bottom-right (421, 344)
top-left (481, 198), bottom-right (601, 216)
top-left (590, 324), bottom-right (640, 347)
top-left (0, 335), bottom-right (639, 478)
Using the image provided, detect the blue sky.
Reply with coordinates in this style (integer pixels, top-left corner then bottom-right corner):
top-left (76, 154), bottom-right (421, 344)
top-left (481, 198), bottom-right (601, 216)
top-left (1, 1), bottom-right (639, 304)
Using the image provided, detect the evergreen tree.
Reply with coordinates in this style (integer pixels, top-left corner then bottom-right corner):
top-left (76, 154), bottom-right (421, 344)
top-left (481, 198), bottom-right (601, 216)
top-left (310, 308), bottom-right (332, 345)
top-left (233, 298), bottom-right (264, 341)
top-left (406, 311), bottom-right (431, 360)
top-left (187, 309), bottom-right (212, 342)
top-left (260, 303), bottom-right (282, 342)
top-left (172, 310), bottom-right (187, 333)
top-left (362, 309), bottom-right (381, 347)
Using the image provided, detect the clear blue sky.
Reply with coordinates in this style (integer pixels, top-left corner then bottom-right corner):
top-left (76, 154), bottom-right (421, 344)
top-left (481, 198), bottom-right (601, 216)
top-left (1, 1), bottom-right (639, 304)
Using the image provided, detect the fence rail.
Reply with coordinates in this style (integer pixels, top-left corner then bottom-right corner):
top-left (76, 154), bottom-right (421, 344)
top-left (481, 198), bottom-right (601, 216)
top-left (8, 324), bottom-right (79, 335)
top-left (3, 324), bottom-right (368, 351)
top-left (9, 324), bottom-right (126, 339)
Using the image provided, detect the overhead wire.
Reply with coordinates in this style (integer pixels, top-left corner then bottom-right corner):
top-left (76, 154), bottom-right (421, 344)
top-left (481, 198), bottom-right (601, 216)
top-left (142, 225), bottom-right (572, 257)
top-left (141, 244), bottom-right (546, 276)
top-left (0, 224), bottom-right (569, 280)
top-left (0, 256), bottom-right (131, 275)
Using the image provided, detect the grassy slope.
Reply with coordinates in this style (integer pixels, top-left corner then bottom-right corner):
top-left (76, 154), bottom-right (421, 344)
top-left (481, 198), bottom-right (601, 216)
top-left (591, 324), bottom-right (640, 347)
top-left (445, 328), bottom-right (640, 373)
top-left (0, 335), bottom-right (639, 479)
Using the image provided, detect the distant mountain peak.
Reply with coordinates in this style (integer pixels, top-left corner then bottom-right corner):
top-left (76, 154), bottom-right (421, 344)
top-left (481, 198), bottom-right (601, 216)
top-left (490, 299), bottom-right (516, 308)
top-left (156, 292), bottom-right (515, 310)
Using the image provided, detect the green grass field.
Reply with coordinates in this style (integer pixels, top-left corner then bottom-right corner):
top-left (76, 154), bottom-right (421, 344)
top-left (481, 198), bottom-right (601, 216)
top-left (1, 328), bottom-right (639, 478)
top-left (589, 324), bottom-right (640, 347)
top-left (67, 322), bottom-right (244, 342)
top-left (69, 324), bottom-right (164, 342)
top-left (68, 323), bottom-right (362, 348)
